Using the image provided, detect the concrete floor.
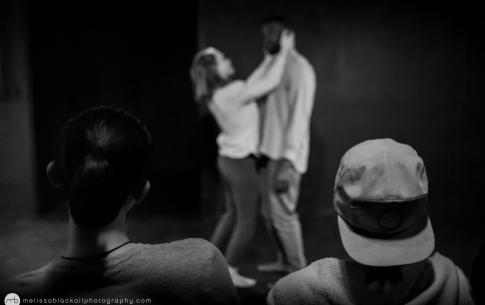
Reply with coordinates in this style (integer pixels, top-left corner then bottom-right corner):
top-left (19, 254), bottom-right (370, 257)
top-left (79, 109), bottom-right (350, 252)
top-left (0, 206), bottom-right (482, 305)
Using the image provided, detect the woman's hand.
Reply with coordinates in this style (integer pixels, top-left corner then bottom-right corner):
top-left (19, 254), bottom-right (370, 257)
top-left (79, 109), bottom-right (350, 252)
top-left (240, 29), bottom-right (293, 103)
top-left (279, 30), bottom-right (295, 53)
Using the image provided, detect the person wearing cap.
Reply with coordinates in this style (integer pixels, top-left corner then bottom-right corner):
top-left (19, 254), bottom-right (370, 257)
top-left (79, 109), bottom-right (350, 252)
top-left (267, 138), bottom-right (475, 305)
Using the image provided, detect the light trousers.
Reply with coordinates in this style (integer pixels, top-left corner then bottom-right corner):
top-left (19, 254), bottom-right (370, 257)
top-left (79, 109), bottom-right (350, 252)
top-left (260, 159), bottom-right (307, 271)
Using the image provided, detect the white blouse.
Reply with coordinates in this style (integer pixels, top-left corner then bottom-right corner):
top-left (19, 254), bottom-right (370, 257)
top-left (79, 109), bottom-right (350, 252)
top-left (209, 80), bottom-right (259, 159)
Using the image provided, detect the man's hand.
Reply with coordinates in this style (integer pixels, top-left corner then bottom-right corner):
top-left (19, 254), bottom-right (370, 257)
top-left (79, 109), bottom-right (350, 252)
top-left (274, 159), bottom-right (294, 193)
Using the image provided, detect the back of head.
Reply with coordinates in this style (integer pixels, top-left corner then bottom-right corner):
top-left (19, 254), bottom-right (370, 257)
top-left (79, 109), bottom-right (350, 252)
top-left (58, 106), bottom-right (151, 228)
top-left (261, 15), bottom-right (294, 55)
top-left (262, 15), bottom-right (293, 31)
top-left (190, 47), bottom-right (226, 104)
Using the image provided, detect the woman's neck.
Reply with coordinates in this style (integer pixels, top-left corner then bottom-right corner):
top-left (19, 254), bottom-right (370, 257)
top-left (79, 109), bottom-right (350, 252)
top-left (64, 216), bottom-right (130, 258)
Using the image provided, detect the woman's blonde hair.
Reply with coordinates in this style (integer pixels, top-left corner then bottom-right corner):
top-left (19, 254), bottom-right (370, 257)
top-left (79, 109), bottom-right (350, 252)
top-left (190, 47), bottom-right (227, 104)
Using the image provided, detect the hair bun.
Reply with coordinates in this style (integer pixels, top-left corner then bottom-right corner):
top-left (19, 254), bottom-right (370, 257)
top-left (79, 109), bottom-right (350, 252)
top-left (61, 105), bottom-right (151, 227)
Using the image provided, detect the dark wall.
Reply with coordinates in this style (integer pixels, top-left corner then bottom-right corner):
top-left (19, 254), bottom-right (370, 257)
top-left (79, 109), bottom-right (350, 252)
top-left (199, 1), bottom-right (485, 227)
top-left (0, 0), bottom-right (36, 219)
top-left (27, 2), bottom-right (201, 214)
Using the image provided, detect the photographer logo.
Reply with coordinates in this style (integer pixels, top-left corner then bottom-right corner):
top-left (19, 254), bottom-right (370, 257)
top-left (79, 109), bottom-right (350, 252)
top-left (4, 293), bottom-right (20, 305)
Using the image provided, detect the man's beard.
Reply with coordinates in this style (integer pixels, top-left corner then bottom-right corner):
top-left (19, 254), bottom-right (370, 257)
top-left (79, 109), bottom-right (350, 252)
top-left (266, 44), bottom-right (280, 55)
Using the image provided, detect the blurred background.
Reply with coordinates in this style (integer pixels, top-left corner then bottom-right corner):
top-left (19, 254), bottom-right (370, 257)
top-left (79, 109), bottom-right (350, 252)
top-left (1, 0), bottom-right (484, 303)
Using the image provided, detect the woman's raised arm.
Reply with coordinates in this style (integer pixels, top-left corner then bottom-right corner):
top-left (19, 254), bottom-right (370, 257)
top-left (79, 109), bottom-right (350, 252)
top-left (226, 30), bottom-right (294, 105)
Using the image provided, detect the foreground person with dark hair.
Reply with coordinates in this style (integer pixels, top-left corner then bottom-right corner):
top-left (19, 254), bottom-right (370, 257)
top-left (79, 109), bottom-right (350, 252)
top-left (1, 106), bottom-right (239, 305)
top-left (267, 139), bottom-right (474, 305)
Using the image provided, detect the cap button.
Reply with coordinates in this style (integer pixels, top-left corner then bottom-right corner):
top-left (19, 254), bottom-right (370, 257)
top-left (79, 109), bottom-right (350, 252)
top-left (378, 210), bottom-right (403, 230)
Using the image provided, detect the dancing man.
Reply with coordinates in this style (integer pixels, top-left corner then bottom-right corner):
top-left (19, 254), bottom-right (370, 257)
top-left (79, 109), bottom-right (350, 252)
top-left (258, 15), bottom-right (316, 274)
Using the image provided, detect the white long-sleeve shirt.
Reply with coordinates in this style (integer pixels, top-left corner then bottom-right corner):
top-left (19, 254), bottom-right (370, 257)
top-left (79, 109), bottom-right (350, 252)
top-left (209, 80), bottom-right (259, 159)
top-left (259, 50), bottom-right (316, 173)
top-left (209, 52), bottom-right (288, 160)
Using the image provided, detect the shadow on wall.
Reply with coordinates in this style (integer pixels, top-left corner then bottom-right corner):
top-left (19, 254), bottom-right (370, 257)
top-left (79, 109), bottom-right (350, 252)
top-left (0, 0), bottom-right (36, 220)
top-left (26, 1), bottom-right (199, 215)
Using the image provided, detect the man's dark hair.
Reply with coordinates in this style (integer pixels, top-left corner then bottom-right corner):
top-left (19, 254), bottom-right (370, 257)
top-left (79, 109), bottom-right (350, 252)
top-left (262, 15), bottom-right (293, 31)
top-left (58, 105), bottom-right (151, 227)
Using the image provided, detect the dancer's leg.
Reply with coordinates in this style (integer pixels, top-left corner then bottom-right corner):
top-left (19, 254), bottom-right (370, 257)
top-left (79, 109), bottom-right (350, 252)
top-left (258, 161), bottom-right (286, 272)
top-left (258, 160), bottom-right (306, 272)
top-left (210, 183), bottom-right (236, 251)
top-left (218, 156), bottom-right (259, 287)
top-left (269, 167), bottom-right (306, 271)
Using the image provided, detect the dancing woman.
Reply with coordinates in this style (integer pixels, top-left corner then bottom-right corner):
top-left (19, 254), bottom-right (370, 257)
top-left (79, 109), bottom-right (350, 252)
top-left (190, 31), bottom-right (294, 287)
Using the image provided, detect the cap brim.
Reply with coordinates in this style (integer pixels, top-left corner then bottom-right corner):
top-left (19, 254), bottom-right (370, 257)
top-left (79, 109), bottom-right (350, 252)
top-left (337, 215), bottom-right (435, 266)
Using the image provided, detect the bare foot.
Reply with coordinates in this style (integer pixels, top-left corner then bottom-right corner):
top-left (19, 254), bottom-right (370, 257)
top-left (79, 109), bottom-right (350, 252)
top-left (228, 267), bottom-right (256, 288)
top-left (257, 261), bottom-right (289, 273)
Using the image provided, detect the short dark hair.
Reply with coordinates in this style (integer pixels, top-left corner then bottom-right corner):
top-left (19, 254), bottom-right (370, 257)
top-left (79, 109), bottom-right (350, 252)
top-left (262, 15), bottom-right (293, 30)
top-left (58, 105), bottom-right (151, 227)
